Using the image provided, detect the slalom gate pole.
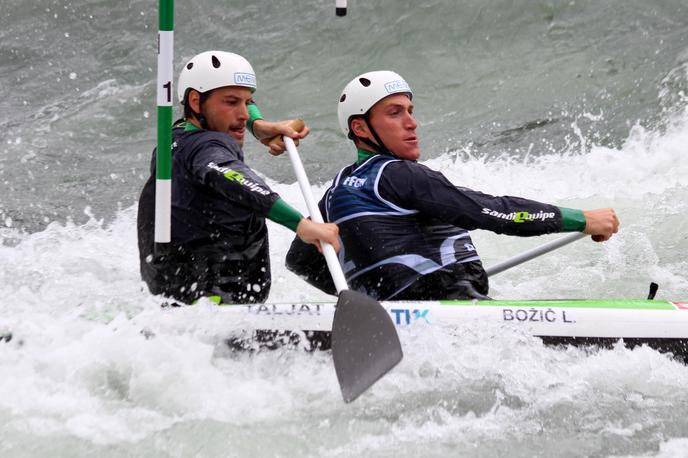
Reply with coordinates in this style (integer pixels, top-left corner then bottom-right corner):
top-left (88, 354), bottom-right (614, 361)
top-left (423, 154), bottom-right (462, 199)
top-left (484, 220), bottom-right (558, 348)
top-left (155, 0), bottom-right (174, 253)
top-left (336, 0), bottom-right (347, 16)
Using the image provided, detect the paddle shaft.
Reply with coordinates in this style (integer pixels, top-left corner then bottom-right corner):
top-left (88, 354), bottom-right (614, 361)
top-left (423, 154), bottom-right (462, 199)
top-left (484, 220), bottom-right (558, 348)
top-left (282, 133), bottom-right (403, 403)
top-left (485, 232), bottom-right (587, 277)
top-left (283, 137), bottom-right (349, 293)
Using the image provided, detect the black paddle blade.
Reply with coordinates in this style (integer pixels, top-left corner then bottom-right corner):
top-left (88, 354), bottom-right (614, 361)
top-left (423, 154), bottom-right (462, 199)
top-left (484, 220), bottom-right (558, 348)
top-left (331, 290), bottom-right (403, 403)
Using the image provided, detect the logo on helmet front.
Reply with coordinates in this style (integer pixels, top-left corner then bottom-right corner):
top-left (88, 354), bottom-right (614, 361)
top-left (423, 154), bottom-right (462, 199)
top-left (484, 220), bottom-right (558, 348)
top-left (384, 80), bottom-right (410, 94)
top-left (234, 72), bottom-right (256, 87)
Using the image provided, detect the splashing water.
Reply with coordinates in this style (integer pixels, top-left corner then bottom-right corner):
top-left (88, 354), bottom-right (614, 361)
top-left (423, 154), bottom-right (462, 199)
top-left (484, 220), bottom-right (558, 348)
top-left (1, 0), bottom-right (688, 456)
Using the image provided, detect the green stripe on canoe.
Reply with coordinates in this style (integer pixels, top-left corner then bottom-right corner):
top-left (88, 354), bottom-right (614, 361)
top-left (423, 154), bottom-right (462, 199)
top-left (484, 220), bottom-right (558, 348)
top-left (438, 299), bottom-right (680, 310)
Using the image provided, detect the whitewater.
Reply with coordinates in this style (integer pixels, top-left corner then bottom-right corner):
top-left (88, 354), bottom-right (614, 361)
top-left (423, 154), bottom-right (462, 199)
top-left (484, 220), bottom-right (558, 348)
top-left (1, 102), bottom-right (687, 457)
top-left (2, 0), bottom-right (688, 456)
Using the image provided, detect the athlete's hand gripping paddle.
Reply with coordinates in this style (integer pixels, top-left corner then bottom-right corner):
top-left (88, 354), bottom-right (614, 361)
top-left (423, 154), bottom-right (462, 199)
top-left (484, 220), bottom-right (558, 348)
top-left (273, 119), bottom-right (403, 403)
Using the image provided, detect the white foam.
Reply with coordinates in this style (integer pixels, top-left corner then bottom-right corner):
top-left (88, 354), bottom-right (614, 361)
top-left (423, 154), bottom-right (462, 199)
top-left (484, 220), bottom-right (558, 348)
top-left (1, 104), bottom-right (687, 453)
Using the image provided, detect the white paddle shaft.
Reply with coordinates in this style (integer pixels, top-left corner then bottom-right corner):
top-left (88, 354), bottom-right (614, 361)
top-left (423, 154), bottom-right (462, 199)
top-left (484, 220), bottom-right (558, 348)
top-left (486, 232), bottom-right (587, 277)
top-left (284, 137), bottom-right (349, 293)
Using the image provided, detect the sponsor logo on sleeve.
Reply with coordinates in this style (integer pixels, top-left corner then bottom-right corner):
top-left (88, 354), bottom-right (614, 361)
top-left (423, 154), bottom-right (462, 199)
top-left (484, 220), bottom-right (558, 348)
top-left (481, 208), bottom-right (556, 223)
top-left (208, 161), bottom-right (271, 195)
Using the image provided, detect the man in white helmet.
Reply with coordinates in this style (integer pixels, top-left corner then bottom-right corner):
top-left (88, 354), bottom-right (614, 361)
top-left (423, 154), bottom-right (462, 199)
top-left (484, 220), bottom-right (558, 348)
top-left (137, 51), bottom-right (339, 304)
top-left (286, 71), bottom-right (619, 300)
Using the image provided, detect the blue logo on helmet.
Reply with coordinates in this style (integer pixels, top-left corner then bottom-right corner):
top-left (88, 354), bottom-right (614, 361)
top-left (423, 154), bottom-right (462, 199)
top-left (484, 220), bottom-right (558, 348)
top-left (234, 72), bottom-right (256, 87)
top-left (384, 80), bottom-right (410, 94)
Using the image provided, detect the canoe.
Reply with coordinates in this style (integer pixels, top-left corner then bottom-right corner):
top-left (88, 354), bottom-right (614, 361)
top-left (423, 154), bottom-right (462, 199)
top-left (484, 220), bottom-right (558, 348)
top-left (216, 299), bottom-right (688, 360)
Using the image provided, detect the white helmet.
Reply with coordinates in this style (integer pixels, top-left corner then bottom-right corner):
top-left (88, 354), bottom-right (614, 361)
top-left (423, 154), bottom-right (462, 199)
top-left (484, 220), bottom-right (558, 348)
top-left (177, 50), bottom-right (257, 104)
top-left (337, 70), bottom-right (412, 136)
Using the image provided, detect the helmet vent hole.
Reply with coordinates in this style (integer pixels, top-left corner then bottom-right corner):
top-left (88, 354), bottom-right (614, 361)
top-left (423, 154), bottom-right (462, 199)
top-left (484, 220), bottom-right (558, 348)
top-left (186, 62), bottom-right (194, 70)
top-left (211, 55), bottom-right (221, 68)
top-left (339, 94), bottom-right (346, 102)
top-left (359, 77), bottom-right (371, 87)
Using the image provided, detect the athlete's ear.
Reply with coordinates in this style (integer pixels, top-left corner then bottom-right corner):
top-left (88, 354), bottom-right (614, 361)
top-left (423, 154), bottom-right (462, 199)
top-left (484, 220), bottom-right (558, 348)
top-left (187, 90), bottom-right (201, 114)
top-left (350, 118), bottom-right (370, 138)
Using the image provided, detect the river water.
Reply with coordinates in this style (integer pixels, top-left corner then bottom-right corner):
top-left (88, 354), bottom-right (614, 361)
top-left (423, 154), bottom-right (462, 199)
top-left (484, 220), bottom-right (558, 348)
top-left (1, 0), bottom-right (688, 456)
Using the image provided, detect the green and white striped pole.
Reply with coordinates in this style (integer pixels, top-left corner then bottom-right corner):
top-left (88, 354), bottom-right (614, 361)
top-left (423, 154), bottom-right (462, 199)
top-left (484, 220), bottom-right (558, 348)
top-left (155, 0), bottom-right (173, 251)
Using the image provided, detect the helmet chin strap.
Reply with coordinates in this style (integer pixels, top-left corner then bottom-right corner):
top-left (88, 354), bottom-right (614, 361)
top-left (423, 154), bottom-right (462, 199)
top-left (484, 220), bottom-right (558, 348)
top-left (191, 108), bottom-right (209, 130)
top-left (186, 89), bottom-right (210, 130)
top-left (354, 113), bottom-right (396, 157)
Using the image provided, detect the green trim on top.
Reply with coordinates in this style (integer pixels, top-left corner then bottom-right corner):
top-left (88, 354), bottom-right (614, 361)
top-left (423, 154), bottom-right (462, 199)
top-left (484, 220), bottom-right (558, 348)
top-left (247, 102), bottom-right (264, 137)
top-left (356, 148), bottom-right (377, 165)
top-left (437, 299), bottom-right (680, 310)
top-left (159, 0), bottom-right (174, 31)
top-left (267, 198), bottom-right (303, 231)
top-left (156, 107), bottom-right (173, 180)
top-left (559, 207), bottom-right (587, 232)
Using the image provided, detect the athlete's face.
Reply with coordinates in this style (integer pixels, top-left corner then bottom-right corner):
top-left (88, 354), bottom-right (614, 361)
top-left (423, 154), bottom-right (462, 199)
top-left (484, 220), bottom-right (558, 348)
top-left (191, 86), bottom-right (252, 146)
top-left (367, 93), bottom-right (419, 160)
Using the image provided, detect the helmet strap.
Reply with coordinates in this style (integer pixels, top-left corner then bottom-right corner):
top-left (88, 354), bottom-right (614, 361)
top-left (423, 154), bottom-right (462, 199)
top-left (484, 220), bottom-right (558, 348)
top-left (184, 89), bottom-right (211, 130)
top-left (194, 111), bottom-right (209, 130)
top-left (351, 113), bottom-right (394, 157)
